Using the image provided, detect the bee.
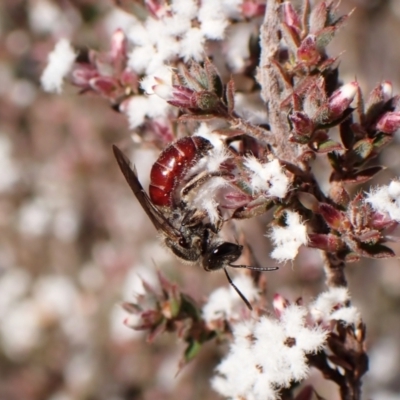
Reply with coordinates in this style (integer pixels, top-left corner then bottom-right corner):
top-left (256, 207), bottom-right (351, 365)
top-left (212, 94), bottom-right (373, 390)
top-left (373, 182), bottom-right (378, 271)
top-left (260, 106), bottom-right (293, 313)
top-left (113, 139), bottom-right (277, 310)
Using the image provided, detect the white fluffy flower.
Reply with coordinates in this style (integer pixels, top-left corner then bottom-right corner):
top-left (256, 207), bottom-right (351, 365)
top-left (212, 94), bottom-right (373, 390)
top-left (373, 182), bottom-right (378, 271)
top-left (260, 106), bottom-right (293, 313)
top-left (122, 73), bottom-right (172, 130)
top-left (365, 180), bottom-right (400, 222)
top-left (179, 27), bottom-right (206, 61)
top-left (310, 287), bottom-right (361, 326)
top-left (202, 275), bottom-right (259, 324)
top-left (212, 305), bottom-right (327, 400)
top-left (198, 1), bottom-right (228, 40)
top-left (171, 0), bottom-right (198, 20)
top-left (244, 156), bottom-right (290, 198)
top-left (41, 38), bottom-right (76, 93)
top-left (122, 96), bottom-right (149, 129)
top-left (270, 211), bottom-right (308, 262)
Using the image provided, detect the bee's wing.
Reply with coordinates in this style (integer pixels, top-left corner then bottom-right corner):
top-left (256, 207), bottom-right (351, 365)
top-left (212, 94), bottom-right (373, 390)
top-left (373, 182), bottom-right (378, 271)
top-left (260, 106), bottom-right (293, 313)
top-left (113, 145), bottom-right (181, 241)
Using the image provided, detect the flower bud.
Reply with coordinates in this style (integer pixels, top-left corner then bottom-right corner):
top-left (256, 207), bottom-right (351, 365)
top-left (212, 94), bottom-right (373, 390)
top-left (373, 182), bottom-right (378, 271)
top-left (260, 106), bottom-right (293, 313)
top-left (89, 76), bottom-right (117, 96)
top-left (370, 211), bottom-right (397, 230)
top-left (273, 293), bottom-right (290, 318)
top-left (376, 111), bottom-right (400, 134)
top-left (328, 82), bottom-right (358, 119)
top-left (382, 81), bottom-right (393, 102)
top-left (282, 2), bottom-right (301, 32)
top-left (241, 1), bottom-right (266, 18)
top-left (318, 203), bottom-right (348, 231)
top-left (110, 29), bottom-right (127, 63)
top-left (289, 111), bottom-right (314, 136)
top-left (308, 233), bottom-right (343, 252)
top-left (70, 64), bottom-right (98, 88)
top-left (195, 91), bottom-right (219, 111)
top-left (297, 35), bottom-right (320, 65)
top-left (120, 69), bottom-right (138, 91)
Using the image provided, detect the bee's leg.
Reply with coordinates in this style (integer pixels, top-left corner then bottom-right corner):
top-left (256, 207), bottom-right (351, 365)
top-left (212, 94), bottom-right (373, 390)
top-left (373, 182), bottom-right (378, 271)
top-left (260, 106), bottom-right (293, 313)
top-left (203, 207), bottom-right (223, 233)
top-left (200, 227), bottom-right (213, 255)
top-left (181, 171), bottom-right (230, 231)
top-left (165, 237), bottom-right (202, 262)
top-left (181, 208), bottom-right (208, 227)
top-left (181, 170), bottom-right (231, 198)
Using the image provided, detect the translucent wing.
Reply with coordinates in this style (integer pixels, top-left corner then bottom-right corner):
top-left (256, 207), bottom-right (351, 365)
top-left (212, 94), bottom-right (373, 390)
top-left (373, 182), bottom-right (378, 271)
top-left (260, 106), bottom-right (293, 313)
top-left (113, 145), bottom-right (181, 241)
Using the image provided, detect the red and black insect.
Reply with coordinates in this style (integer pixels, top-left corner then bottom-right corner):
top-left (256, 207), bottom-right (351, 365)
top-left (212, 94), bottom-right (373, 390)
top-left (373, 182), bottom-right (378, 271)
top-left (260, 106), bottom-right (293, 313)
top-left (113, 138), bottom-right (277, 310)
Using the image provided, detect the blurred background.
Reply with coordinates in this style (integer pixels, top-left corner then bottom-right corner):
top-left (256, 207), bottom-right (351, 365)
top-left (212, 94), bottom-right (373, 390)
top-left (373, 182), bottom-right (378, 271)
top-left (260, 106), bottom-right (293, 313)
top-left (1, 0), bottom-right (400, 399)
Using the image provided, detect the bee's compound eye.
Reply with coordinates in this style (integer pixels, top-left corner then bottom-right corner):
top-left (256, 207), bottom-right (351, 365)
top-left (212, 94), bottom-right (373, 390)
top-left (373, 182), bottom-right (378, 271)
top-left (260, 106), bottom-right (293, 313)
top-left (213, 242), bottom-right (241, 256)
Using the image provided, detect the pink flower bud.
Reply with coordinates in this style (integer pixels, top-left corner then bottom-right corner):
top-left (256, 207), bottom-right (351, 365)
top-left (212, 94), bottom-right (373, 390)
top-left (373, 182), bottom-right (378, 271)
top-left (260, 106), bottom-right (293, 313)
top-left (328, 82), bottom-right (358, 119)
top-left (149, 120), bottom-right (174, 144)
top-left (318, 203), bottom-right (348, 231)
top-left (308, 233), bottom-right (342, 252)
top-left (89, 76), bottom-right (118, 96)
top-left (382, 81), bottom-right (393, 102)
top-left (70, 64), bottom-right (98, 88)
top-left (273, 293), bottom-right (290, 318)
top-left (370, 211), bottom-right (397, 231)
top-left (289, 111), bottom-right (314, 136)
top-left (145, 0), bottom-right (165, 18)
top-left (282, 2), bottom-right (301, 32)
top-left (153, 82), bottom-right (197, 108)
top-left (376, 111), bottom-right (400, 134)
top-left (110, 29), bottom-right (127, 63)
top-left (241, 1), bottom-right (266, 18)
top-left (120, 69), bottom-right (138, 90)
top-left (297, 35), bottom-right (320, 65)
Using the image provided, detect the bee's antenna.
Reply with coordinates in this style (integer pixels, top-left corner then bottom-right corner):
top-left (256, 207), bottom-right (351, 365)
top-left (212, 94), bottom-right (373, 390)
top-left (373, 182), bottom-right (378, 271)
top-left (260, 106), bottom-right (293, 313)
top-left (223, 267), bottom-right (253, 310)
top-left (229, 264), bottom-right (279, 272)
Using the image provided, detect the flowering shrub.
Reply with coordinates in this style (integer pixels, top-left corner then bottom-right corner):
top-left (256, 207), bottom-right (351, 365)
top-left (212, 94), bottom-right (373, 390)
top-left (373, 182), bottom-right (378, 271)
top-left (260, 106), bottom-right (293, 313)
top-left (39, 0), bottom-right (400, 399)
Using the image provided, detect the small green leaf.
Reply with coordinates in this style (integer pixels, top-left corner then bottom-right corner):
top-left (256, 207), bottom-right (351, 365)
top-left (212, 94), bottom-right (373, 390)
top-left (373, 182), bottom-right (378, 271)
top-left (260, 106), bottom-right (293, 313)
top-left (315, 139), bottom-right (343, 153)
top-left (353, 139), bottom-right (374, 160)
top-left (184, 340), bottom-right (202, 362)
top-left (373, 133), bottom-right (393, 149)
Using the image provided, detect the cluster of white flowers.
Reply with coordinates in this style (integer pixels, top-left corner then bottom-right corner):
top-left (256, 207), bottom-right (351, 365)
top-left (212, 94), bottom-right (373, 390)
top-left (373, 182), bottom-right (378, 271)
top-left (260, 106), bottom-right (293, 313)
top-left (128, 0), bottom-right (240, 73)
top-left (269, 211), bottom-right (308, 262)
top-left (212, 304), bottom-right (327, 400)
top-left (41, 0), bottom-right (259, 130)
top-left (310, 287), bottom-right (361, 327)
top-left (365, 180), bottom-right (400, 222)
top-left (244, 155), bottom-right (290, 199)
top-left (123, 0), bottom-right (243, 128)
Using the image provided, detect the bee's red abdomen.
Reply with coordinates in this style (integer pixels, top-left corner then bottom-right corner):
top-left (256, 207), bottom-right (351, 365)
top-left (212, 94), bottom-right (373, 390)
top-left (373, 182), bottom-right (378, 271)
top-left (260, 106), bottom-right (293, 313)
top-left (149, 136), bottom-right (212, 207)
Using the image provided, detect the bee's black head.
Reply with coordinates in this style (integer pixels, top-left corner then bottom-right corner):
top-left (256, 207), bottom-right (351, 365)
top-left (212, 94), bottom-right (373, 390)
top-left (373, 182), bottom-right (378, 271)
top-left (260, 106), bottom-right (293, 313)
top-left (204, 242), bottom-right (243, 271)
